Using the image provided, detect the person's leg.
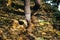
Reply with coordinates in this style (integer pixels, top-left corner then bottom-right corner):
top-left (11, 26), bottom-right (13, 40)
top-left (35, 0), bottom-right (40, 5)
top-left (33, 0), bottom-right (40, 11)
top-left (24, 0), bottom-right (31, 22)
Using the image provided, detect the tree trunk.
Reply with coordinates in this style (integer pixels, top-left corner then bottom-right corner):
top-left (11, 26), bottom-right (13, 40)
top-left (24, 0), bottom-right (31, 22)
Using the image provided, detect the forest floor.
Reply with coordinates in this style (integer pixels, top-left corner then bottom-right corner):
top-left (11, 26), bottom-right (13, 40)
top-left (0, 0), bottom-right (60, 40)
top-left (0, 8), bottom-right (60, 40)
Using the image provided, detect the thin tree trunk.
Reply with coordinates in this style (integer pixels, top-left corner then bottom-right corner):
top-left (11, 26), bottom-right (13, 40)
top-left (24, 0), bottom-right (31, 22)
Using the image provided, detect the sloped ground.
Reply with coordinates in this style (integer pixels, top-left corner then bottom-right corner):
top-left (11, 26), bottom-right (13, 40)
top-left (0, 9), bottom-right (60, 40)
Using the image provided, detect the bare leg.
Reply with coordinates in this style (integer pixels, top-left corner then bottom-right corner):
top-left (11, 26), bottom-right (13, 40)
top-left (24, 0), bottom-right (31, 22)
top-left (35, 0), bottom-right (40, 5)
